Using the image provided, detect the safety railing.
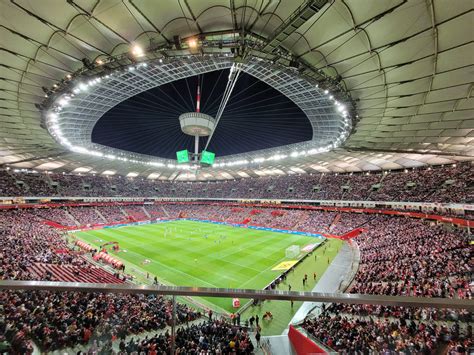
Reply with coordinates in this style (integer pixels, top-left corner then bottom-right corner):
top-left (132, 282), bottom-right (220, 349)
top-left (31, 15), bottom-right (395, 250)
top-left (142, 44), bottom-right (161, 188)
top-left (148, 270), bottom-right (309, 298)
top-left (1, 280), bottom-right (472, 354)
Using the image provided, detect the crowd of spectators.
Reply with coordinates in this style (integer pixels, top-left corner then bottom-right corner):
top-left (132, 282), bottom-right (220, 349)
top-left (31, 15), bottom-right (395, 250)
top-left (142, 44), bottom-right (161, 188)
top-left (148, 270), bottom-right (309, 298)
top-left (1, 201), bottom-right (471, 353)
top-left (32, 207), bottom-right (77, 227)
top-left (124, 205), bottom-right (149, 221)
top-left (87, 319), bottom-right (255, 354)
top-left (67, 207), bottom-right (104, 225)
top-left (351, 217), bottom-right (471, 298)
top-left (0, 163), bottom-right (471, 203)
top-left (303, 215), bottom-right (472, 353)
top-left (0, 210), bottom-right (84, 281)
top-left (0, 208), bottom-right (202, 353)
top-left (303, 312), bottom-right (471, 354)
top-left (96, 205), bottom-right (127, 223)
top-left (2, 290), bottom-right (200, 352)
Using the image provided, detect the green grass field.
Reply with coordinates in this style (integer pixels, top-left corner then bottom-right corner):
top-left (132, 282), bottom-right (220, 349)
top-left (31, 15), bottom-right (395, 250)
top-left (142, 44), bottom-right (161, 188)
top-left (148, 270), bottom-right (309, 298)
top-left (73, 220), bottom-right (325, 312)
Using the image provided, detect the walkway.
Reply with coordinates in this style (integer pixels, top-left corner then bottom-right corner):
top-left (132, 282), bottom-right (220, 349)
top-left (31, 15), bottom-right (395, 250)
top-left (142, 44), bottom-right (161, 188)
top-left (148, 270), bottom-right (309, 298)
top-left (283, 241), bottom-right (356, 331)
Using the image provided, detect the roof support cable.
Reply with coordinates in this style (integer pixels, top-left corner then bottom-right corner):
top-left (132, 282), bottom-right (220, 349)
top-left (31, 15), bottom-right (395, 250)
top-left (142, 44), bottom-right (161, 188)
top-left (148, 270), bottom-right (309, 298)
top-left (203, 63), bottom-right (242, 151)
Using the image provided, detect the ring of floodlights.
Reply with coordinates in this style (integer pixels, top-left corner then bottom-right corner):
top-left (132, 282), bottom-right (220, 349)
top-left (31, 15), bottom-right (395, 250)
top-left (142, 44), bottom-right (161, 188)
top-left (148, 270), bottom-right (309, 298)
top-left (43, 54), bottom-right (354, 169)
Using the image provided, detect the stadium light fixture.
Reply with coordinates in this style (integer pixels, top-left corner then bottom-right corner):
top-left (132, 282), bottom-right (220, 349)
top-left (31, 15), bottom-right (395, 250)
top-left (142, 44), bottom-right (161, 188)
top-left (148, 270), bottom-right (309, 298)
top-left (79, 83), bottom-right (88, 91)
top-left (188, 38), bottom-right (198, 48)
top-left (131, 44), bottom-right (144, 57)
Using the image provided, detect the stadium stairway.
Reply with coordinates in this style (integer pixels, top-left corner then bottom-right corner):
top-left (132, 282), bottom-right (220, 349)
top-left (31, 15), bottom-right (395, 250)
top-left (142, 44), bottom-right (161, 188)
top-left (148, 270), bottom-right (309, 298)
top-left (94, 207), bottom-right (109, 223)
top-left (161, 205), bottom-right (171, 217)
top-left (118, 205), bottom-right (129, 218)
top-left (329, 213), bottom-right (341, 232)
top-left (64, 208), bottom-right (80, 226)
top-left (142, 206), bottom-right (151, 218)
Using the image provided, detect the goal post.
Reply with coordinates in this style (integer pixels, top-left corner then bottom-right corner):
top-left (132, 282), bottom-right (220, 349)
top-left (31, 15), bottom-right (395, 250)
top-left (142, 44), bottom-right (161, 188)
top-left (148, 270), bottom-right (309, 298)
top-left (285, 245), bottom-right (300, 259)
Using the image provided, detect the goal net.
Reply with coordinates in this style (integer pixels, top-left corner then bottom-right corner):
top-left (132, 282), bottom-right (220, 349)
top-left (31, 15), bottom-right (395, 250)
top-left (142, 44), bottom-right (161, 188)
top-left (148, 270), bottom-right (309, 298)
top-left (285, 245), bottom-right (300, 259)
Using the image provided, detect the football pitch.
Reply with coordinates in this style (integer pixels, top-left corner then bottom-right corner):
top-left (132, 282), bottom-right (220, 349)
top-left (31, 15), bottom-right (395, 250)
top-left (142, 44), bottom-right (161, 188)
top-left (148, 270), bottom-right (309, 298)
top-left (73, 220), bottom-right (323, 312)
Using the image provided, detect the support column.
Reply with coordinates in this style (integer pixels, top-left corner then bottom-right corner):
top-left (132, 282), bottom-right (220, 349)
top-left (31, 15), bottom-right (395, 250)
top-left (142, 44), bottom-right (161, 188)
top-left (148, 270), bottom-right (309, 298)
top-left (194, 135), bottom-right (199, 162)
top-left (171, 295), bottom-right (177, 354)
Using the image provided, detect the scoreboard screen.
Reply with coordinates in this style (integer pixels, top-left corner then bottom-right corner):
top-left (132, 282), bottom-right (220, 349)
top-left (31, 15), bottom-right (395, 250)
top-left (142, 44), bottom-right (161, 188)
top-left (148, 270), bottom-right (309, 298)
top-left (200, 150), bottom-right (215, 165)
top-left (176, 149), bottom-right (189, 163)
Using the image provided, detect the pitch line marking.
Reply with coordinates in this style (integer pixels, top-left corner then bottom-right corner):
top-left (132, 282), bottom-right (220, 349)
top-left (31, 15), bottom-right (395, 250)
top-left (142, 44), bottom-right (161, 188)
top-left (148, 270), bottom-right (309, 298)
top-left (78, 230), bottom-right (224, 288)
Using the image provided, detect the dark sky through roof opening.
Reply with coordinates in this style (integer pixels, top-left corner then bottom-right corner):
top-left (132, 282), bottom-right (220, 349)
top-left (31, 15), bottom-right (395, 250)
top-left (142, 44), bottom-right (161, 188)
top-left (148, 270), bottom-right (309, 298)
top-left (92, 69), bottom-right (312, 159)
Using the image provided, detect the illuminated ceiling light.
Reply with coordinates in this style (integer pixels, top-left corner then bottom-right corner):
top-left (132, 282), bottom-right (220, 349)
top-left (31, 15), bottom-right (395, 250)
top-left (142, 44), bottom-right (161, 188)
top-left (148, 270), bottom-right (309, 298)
top-left (324, 90), bottom-right (329, 95)
top-left (96, 59), bottom-right (104, 65)
top-left (58, 98), bottom-right (69, 106)
top-left (188, 38), bottom-right (198, 48)
top-left (53, 84), bottom-right (58, 88)
top-left (66, 74), bottom-right (72, 79)
top-left (131, 44), bottom-right (144, 57)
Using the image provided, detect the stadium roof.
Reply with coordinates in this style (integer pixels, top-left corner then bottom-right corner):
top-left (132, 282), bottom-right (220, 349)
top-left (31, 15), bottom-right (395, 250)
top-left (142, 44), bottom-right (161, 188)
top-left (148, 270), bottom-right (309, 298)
top-left (0, 0), bottom-right (472, 180)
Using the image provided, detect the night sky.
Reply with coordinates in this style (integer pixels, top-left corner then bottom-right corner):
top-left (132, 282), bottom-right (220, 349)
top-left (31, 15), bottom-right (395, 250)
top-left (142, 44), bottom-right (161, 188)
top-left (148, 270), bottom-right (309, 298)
top-left (92, 69), bottom-right (312, 159)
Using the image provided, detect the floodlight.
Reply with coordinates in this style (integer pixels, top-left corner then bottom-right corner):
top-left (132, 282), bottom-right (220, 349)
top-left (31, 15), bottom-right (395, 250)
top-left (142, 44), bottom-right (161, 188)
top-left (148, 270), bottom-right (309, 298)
top-left (58, 98), bottom-right (68, 107)
top-left (131, 44), bottom-right (144, 57)
top-left (188, 38), bottom-right (198, 48)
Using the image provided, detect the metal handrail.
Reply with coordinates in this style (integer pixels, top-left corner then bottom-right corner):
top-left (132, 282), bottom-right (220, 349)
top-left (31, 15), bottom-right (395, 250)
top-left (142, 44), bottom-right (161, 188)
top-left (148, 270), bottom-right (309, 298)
top-left (1, 280), bottom-right (472, 310)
